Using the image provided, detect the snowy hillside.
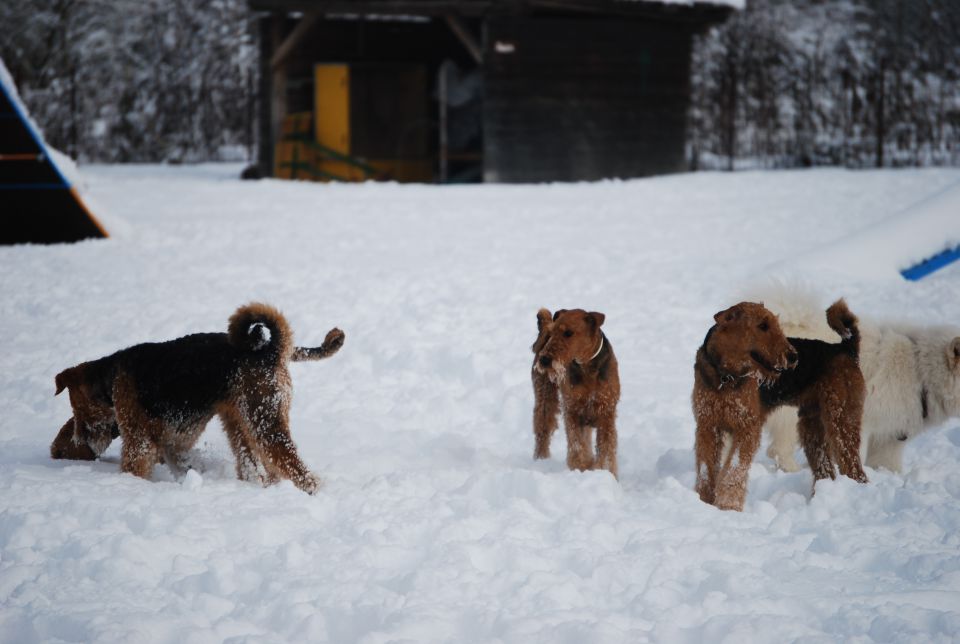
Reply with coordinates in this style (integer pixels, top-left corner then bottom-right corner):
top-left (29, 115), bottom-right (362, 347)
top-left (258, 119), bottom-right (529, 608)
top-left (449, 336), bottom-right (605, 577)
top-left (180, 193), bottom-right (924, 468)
top-left (2, 166), bottom-right (960, 642)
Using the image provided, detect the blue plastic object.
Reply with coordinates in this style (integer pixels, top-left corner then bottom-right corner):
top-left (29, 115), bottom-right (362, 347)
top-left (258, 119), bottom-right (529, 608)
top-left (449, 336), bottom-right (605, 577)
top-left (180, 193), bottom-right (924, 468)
top-left (901, 245), bottom-right (960, 281)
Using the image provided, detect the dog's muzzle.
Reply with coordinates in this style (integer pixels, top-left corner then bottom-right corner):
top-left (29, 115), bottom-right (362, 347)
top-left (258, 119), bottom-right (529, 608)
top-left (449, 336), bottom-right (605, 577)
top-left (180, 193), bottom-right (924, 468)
top-left (750, 350), bottom-right (778, 373)
top-left (535, 355), bottom-right (565, 383)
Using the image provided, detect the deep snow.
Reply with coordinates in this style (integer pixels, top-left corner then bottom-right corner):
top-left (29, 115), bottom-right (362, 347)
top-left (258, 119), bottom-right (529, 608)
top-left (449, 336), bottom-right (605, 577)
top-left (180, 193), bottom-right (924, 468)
top-left (2, 165), bottom-right (960, 643)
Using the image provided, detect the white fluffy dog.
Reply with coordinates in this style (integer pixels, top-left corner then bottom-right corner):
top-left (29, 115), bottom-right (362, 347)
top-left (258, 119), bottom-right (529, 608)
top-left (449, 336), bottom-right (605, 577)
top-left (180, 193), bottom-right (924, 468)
top-left (756, 288), bottom-right (960, 473)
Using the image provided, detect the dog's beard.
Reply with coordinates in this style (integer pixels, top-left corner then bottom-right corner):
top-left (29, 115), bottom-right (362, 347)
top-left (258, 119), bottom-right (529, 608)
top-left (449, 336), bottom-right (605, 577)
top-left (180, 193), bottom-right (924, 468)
top-left (533, 358), bottom-right (565, 384)
top-left (748, 351), bottom-right (786, 387)
top-left (547, 361), bottom-right (565, 384)
top-left (750, 368), bottom-right (781, 387)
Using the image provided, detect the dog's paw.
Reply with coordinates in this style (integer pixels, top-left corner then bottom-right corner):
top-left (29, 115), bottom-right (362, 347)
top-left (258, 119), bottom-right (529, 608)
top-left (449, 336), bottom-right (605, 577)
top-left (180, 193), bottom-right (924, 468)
top-left (323, 328), bottom-right (345, 351)
top-left (299, 472), bottom-right (323, 495)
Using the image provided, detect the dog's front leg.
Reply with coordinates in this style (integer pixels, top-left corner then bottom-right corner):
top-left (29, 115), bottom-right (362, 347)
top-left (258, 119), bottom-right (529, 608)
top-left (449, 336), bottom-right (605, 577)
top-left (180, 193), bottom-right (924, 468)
top-left (694, 422), bottom-right (722, 505)
top-left (532, 368), bottom-right (559, 459)
top-left (252, 414), bottom-right (321, 495)
top-left (563, 408), bottom-right (595, 472)
top-left (114, 375), bottom-right (161, 479)
top-left (594, 415), bottom-right (618, 480)
top-left (713, 425), bottom-right (761, 512)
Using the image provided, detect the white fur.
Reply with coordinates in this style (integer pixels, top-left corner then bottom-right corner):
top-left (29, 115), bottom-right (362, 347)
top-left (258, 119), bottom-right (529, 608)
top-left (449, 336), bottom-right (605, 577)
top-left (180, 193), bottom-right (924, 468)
top-left (753, 285), bottom-right (960, 473)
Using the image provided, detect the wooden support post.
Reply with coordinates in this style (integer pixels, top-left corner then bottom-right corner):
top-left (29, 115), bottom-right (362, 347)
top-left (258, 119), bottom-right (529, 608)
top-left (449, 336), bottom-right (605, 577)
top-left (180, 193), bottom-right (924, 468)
top-left (257, 16), bottom-right (275, 175)
top-left (444, 14), bottom-right (482, 64)
top-left (271, 11), bottom-right (321, 70)
top-left (438, 63), bottom-right (449, 183)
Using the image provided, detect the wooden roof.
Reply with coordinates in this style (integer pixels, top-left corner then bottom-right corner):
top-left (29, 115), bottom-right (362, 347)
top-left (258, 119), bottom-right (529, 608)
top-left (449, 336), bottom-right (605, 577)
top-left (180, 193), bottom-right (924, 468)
top-left (248, 0), bottom-right (735, 23)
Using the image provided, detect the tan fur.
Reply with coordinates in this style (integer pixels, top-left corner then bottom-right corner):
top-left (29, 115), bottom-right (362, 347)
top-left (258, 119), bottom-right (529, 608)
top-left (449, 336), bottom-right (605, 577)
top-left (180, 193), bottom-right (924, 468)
top-left (532, 308), bottom-right (620, 479)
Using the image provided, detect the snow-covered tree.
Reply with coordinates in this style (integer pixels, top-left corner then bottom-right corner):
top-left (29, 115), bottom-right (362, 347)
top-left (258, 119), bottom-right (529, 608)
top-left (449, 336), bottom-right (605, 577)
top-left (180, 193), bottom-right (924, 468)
top-left (1, 0), bottom-right (254, 162)
top-left (690, 0), bottom-right (960, 169)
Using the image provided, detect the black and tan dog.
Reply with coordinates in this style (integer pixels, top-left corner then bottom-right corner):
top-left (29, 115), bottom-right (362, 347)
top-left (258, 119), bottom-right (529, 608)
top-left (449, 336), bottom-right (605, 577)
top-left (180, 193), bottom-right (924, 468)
top-left (760, 300), bottom-right (867, 485)
top-left (532, 308), bottom-right (620, 479)
top-left (50, 303), bottom-right (344, 494)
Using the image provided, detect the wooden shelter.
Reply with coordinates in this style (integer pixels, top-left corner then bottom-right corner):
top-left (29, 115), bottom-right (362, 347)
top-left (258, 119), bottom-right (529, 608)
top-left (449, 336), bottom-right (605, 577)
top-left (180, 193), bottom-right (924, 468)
top-left (1, 59), bottom-right (107, 244)
top-left (249, 0), bottom-right (735, 183)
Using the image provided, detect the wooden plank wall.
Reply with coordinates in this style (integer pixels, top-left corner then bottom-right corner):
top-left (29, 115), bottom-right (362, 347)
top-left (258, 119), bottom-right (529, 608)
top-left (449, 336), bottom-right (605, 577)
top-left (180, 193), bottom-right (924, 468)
top-left (483, 15), bottom-right (695, 183)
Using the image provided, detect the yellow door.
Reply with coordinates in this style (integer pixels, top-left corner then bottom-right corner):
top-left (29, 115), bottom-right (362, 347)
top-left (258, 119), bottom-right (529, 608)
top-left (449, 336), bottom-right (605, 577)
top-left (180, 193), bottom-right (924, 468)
top-left (314, 64), bottom-right (350, 156)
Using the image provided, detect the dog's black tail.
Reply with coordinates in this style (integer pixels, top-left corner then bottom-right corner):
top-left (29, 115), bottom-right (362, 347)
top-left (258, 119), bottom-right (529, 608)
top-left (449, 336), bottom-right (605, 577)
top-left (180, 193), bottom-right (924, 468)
top-left (228, 303), bottom-right (293, 357)
top-left (826, 298), bottom-right (860, 358)
top-left (292, 328), bottom-right (345, 362)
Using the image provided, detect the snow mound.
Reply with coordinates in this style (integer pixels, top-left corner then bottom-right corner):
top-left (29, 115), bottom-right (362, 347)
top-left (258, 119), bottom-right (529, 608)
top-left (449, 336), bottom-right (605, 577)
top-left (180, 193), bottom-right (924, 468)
top-left (785, 180), bottom-right (960, 282)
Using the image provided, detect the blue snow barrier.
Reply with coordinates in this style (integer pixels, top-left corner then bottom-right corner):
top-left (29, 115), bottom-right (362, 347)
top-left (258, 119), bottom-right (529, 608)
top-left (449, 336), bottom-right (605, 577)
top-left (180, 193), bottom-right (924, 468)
top-left (901, 245), bottom-right (960, 281)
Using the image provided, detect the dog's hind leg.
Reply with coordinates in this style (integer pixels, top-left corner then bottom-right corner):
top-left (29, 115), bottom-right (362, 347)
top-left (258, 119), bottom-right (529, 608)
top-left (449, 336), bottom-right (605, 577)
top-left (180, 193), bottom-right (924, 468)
top-left (826, 396), bottom-right (868, 483)
top-left (797, 406), bottom-right (835, 486)
top-left (532, 370), bottom-right (559, 459)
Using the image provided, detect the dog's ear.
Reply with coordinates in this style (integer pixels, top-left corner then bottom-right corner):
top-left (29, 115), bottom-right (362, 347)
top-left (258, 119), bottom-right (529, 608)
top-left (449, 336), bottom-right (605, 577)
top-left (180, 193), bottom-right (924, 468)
top-left (552, 309), bottom-right (568, 321)
top-left (714, 304), bottom-right (743, 324)
top-left (949, 337), bottom-right (960, 371)
top-left (537, 308), bottom-right (552, 332)
top-left (54, 367), bottom-right (75, 396)
top-left (586, 312), bottom-right (606, 329)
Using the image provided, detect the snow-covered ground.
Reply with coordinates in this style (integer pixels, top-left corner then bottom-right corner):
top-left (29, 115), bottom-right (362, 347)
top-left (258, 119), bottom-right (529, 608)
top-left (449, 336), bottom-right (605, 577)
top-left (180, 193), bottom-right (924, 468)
top-left (2, 165), bottom-right (960, 643)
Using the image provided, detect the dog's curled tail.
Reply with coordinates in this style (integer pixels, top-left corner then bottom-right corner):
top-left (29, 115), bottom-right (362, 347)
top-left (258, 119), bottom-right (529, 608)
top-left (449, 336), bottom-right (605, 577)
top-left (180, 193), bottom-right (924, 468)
top-left (228, 302), bottom-right (293, 356)
top-left (292, 328), bottom-right (346, 362)
top-left (54, 366), bottom-right (79, 395)
top-left (826, 298), bottom-right (860, 357)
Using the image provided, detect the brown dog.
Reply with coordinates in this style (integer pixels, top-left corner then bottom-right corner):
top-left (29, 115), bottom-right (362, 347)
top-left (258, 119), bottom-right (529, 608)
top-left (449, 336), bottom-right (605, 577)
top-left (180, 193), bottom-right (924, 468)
top-left (50, 303), bottom-right (344, 494)
top-left (532, 308), bottom-right (620, 478)
top-left (693, 302), bottom-right (797, 510)
top-left (693, 300), bottom-right (866, 511)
